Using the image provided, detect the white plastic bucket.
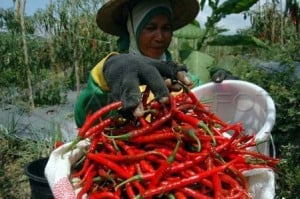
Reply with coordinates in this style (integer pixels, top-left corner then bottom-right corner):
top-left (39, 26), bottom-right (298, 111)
top-left (192, 80), bottom-right (276, 156)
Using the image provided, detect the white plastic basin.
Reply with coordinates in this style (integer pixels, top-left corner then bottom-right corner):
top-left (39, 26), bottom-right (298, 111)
top-left (192, 80), bottom-right (276, 156)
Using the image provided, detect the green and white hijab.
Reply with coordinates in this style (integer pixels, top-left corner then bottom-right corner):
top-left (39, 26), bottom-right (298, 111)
top-left (118, 0), bottom-right (173, 61)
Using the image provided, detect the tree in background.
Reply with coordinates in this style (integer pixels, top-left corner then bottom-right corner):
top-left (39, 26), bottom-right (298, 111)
top-left (285, 0), bottom-right (300, 33)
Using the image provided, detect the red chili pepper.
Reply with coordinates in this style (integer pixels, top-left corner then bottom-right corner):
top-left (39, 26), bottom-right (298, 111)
top-left (102, 142), bottom-right (118, 154)
top-left (179, 86), bottom-right (228, 126)
top-left (54, 141), bottom-right (63, 148)
top-left (87, 153), bottom-right (131, 179)
top-left (175, 126), bottom-right (201, 152)
top-left (73, 163), bottom-right (95, 188)
top-left (89, 134), bottom-right (103, 152)
top-left (231, 149), bottom-right (280, 167)
top-left (114, 172), bottom-right (154, 191)
top-left (164, 150), bottom-right (209, 175)
top-left (72, 158), bottom-right (91, 178)
top-left (138, 117), bottom-right (149, 127)
top-left (219, 172), bottom-right (242, 190)
top-left (212, 168), bottom-right (222, 198)
top-left (94, 150), bottom-right (164, 163)
top-left (139, 160), bottom-right (155, 173)
top-left (104, 95), bottom-right (176, 140)
top-left (103, 111), bottom-right (173, 140)
top-left (227, 187), bottom-right (252, 199)
top-left (215, 125), bottom-right (242, 153)
top-left (70, 87), bottom-right (280, 198)
top-left (174, 111), bottom-right (217, 145)
top-left (125, 183), bottom-right (136, 199)
top-left (79, 101), bottom-right (122, 137)
top-left (180, 187), bottom-right (213, 199)
top-left (148, 139), bottom-right (181, 189)
top-left (225, 163), bottom-right (249, 193)
top-left (83, 118), bottom-right (113, 138)
top-left (190, 166), bottom-right (214, 189)
top-left (76, 170), bottom-right (97, 199)
top-left (174, 191), bottom-right (187, 199)
top-left (129, 131), bottom-right (180, 143)
top-left (97, 168), bottom-right (117, 183)
top-left (154, 147), bottom-right (185, 162)
top-left (138, 159), bottom-right (237, 198)
top-left (132, 181), bottom-right (146, 196)
top-left (89, 191), bottom-right (120, 199)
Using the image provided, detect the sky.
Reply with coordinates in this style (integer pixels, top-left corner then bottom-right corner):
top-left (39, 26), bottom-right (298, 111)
top-left (0, 0), bottom-right (261, 34)
top-left (1, 0), bottom-right (49, 16)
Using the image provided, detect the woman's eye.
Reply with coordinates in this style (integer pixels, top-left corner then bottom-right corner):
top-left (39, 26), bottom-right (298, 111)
top-left (163, 25), bottom-right (172, 32)
top-left (145, 26), bottom-right (156, 31)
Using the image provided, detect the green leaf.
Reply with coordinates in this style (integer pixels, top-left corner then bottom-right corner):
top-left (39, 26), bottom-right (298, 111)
top-left (216, 0), bottom-right (259, 15)
top-left (174, 22), bottom-right (205, 40)
top-left (177, 39), bottom-right (194, 51)
top-left (207, 35), bottom-right (270, 49)
top-left (180, 51), bottom-right (215, 83)
top-left (200, 0), bottom-right (206, 10)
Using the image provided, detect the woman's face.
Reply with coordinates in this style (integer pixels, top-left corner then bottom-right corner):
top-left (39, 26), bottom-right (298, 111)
top-left (139, 14), bottom-right (173, 59)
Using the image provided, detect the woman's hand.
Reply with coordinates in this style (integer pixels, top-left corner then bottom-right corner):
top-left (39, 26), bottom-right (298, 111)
top-left (103, 54), bottom-right (190, 117)
top-left (210, 68), bottom-right (239, 83)
top-left (45, 140), bottom-right (90, 199)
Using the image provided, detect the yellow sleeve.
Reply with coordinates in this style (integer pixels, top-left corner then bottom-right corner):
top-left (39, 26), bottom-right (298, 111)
top-left (91, 52), bottom-right (119, 91)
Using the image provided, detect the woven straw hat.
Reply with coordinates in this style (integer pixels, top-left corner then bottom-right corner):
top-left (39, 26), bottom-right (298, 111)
top-left (96, 0), bottom-right (200, 36)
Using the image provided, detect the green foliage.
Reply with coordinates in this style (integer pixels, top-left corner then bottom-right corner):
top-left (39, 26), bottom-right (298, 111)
top-left (198, 0), bottom-right (259, 42)
top-left (174, 21), bottom-right (205, 40)
top-left (216, 0), bottom-right (258, 15)
top-left (171, 0), bottom-right (266, 84)
top-left (181, 51), bottom-right (214, 83)
top-left (33, 71), bottom-right (68, 106)
top-left (0, 8), bottom-right (35, 34)
top-left (207, 34), bottom-right (270, 49)
top-left (0, 124), bottom-right (53, 198)
top-left (0, 0), bottom-right (117, 105)
top-left (276, 144), bottom-right (300, 198)
top-left (32, 0), bottom-right (117, 87)
top-left (0, 33), bottom-right (51, 85)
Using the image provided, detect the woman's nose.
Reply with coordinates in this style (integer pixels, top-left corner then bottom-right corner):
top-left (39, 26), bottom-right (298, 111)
top-left (155, 30), bottom-right (164, 41)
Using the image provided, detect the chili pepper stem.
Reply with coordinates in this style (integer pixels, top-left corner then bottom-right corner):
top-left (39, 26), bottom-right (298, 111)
top-left (102, 131), bottom-right (131, 140)
top-left (115, 174), bottom-right (143, 191)
top-left (186, 129), bottom-right (201, 152)
top-left (168, 139), bottom-right (181, 163)
top-left (198, 121), bottom-right (216, 146)
top-left (61, 136), bottom-right (81, 157)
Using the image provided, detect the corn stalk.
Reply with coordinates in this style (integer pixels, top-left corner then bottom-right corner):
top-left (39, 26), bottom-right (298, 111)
top-left (280, 0), bottom-right (284, 46)
top-left (17, 0), bottom-right (34, 110)
top-left (47, 0), bottom-right (57, 73)
top-left (70, 0), bottom-right (80, 93)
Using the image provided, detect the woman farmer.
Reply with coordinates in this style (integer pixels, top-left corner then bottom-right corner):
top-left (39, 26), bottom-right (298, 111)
top-left (75, 0), bottom-right (235, 127)
top-left (45, 1), bottom-right (235, 197)
top-left (74, 0), bottom-right (202, 127)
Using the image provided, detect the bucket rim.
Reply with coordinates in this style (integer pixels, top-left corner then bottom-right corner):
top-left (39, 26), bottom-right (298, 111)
top-left (24, 157), bottom-right (49, 183)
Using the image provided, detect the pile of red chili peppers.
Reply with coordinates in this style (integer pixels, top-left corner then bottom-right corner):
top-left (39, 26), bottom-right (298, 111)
top-left (70, 88), bottom-right (280, 199)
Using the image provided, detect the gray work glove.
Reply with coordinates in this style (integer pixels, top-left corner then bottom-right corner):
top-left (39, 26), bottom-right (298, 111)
top-left (210, 68), bottom-right (239, 83)
top-left (103, 53), bottom-right (189, 117)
